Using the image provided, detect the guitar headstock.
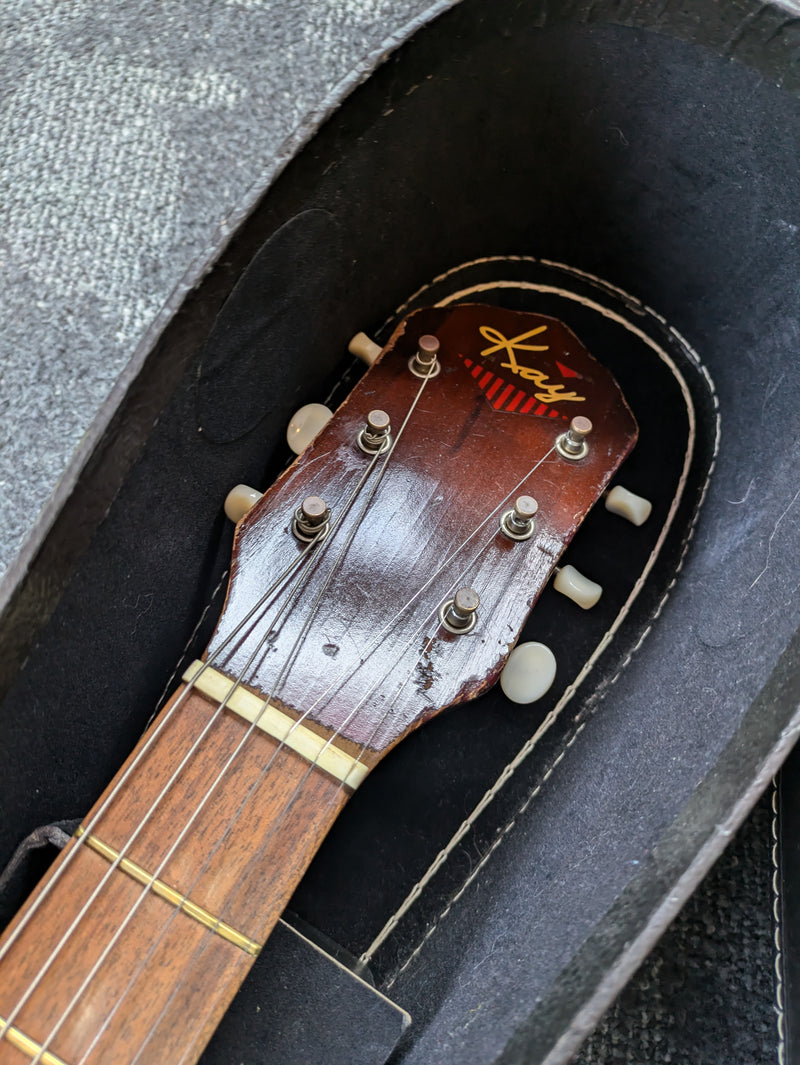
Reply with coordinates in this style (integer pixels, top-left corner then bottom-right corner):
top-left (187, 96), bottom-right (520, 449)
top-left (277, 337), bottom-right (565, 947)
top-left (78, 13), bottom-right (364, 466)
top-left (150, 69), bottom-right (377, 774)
top-left (205, 304), bottom-right (637, 768)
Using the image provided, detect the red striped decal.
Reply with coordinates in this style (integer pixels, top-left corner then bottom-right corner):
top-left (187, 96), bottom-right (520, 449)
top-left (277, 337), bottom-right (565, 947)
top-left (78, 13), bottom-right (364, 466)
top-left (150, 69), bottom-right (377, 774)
top-left (492, 383), bottom-right (514, 408)
top-left (460, 361), bottom-right (573, 420)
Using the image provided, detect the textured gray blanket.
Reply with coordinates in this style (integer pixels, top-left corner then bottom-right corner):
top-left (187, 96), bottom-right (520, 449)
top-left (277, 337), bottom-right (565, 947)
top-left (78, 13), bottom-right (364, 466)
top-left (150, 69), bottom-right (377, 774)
top-left (0, 0), bottom-right (454, 601)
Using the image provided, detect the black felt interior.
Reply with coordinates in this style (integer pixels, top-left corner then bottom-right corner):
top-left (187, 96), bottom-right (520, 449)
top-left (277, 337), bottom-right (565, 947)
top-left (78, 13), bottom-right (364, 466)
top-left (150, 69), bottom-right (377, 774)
top-left (1, 4), bottom-right (798, 1064)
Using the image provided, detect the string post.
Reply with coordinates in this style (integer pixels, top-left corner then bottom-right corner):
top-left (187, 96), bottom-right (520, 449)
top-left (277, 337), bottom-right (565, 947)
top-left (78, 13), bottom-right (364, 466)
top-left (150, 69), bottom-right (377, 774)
top-left (409, 334), bottom-right (441, 379)
top-left (440, 586), bottom-right (480, 634)
top-left (357, 409), bottom-right (392, 455)
top-left (556, 415), bottom-right (592, 460)
top-left (293, 495), bottom-right (331, 542)
top-left (500, 495), bottom-right (538, 541)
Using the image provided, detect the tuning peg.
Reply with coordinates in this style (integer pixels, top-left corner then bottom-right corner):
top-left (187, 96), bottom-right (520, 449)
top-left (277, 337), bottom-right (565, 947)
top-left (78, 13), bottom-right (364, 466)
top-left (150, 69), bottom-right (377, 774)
top-left (440, 587), bottom-right (480, 634)
top-left (224, 484), bottom-right (263, 523)
top-left (500, 495), bottom-right (538, 540)
top-left (553, 564), bottom-right (602, 609)
top-left (348, 332), bottom-right (382, 366)
top-left (293, 495), bottom-right (331, 542)
top-left (604, 485), bottom-right (652, 526)
top-left (556, 416), bottom-right (592, 460)
top-left (410, 334), bottom-right (441, 378)
top-left (500, 642), bottom-right (557, 704)
top-left (286, 402), bottom-right (333, 456)
top-left (357, 409), bottom-right (391, 454)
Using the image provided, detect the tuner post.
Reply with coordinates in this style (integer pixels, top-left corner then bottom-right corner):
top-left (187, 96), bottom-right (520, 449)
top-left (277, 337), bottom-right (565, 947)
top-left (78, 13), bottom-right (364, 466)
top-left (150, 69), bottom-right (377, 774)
top-left (500, 495), bottom-right (538, 541)
top-left (357, 409), bottom-right (392, 455)
top-left (556, 416), bottom-right (592, 461)
top-left (409, 334), bottom-right (442, 379)
top-left (292, 495), bottom-right (331, 542)
top-left (440, 587), bottom-right (480, 634)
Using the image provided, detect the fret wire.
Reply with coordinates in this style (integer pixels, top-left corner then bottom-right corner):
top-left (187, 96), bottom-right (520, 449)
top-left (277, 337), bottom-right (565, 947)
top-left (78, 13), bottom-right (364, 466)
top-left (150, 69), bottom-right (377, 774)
top-left (0, 1016), bottom-right (68, 1065)
top-left (16, 371), bottom-right (434, 1065)
top-left (94, 444), bottom-right (558, 1065)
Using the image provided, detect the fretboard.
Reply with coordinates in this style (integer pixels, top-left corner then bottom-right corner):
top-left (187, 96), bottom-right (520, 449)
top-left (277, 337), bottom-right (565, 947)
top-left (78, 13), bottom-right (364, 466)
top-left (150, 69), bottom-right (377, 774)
top-left (0, 676), bottom-right (355, 1065)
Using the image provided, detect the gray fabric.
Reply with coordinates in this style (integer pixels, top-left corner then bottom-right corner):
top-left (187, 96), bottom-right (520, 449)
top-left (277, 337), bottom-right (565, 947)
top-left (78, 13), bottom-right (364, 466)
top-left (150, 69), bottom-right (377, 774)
top-left (0, 0), bottom-right (456, 603)
top-left (576, 795), bottom-right (776, 1065)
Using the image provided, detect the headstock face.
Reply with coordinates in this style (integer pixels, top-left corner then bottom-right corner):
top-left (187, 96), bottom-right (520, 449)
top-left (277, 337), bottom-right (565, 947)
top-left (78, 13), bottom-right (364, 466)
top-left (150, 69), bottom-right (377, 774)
top-left (208, 304), bottom-right (637, 759)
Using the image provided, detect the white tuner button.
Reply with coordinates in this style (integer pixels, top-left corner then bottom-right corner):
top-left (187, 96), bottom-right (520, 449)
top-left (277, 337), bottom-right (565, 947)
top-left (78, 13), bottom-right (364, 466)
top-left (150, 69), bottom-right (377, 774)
top-left (553, 565), bottom-right (603, 609)
top-left (500, 642), bottom-right (557, 704)
top-left (348, 332), bottom-right (382, 366)
top-left (286, 402), bottom-right (333, 455)
top-left (224, 484), bottom-right (263, 523)
top-left (605, 485), bottom-right (652, 526)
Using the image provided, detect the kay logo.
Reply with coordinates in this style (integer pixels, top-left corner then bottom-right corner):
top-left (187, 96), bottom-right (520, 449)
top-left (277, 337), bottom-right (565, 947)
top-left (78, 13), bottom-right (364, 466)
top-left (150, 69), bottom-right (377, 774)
top-left (479, 325), bottom-right (585, 405)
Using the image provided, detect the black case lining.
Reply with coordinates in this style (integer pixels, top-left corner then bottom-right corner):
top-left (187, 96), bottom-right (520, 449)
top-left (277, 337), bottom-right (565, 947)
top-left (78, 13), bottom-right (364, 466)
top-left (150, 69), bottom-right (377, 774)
top-left (2, 5), bottom-right (799, 1063)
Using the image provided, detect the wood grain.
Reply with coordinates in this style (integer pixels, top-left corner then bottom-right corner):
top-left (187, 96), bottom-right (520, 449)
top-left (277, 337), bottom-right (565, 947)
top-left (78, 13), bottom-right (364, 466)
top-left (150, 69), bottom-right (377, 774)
top-left (0, 686), bottom-right (349, 1064)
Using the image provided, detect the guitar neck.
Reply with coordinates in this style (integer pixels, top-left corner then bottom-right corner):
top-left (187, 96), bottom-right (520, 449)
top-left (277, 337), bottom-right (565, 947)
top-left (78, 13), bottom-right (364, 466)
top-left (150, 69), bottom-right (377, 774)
top-left (0, 675), bottom-right (354, 1065)
top-left (0, 302), bottom-right (642, 1065)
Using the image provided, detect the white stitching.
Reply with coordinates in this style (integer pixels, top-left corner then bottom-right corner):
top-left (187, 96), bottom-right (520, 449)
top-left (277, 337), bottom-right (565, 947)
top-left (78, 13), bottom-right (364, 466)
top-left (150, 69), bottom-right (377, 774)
top-left (379, 260), bottom-right (720, 989)
top-left (773, 779), bottom-right (785, 1065)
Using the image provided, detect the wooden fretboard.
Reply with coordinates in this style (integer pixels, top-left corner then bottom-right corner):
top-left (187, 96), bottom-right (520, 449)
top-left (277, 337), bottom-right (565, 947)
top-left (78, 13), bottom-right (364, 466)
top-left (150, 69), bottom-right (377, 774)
top-left (0, 679), bottom-right (353, 1065)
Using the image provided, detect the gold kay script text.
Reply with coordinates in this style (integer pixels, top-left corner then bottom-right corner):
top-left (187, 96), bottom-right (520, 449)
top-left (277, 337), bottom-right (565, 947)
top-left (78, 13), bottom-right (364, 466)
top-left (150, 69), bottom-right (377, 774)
top-left (479, 325), bottom-right (585, 404)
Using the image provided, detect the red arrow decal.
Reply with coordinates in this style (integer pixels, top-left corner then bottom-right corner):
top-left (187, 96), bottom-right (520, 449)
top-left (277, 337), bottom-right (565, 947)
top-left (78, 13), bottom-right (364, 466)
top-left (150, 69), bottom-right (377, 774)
top-left (556, 360), bottom-right (581, 378)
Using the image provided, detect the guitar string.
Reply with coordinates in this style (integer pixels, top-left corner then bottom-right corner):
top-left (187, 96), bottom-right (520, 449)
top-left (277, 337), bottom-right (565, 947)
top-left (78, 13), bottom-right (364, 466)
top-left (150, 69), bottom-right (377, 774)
top-left (125, 536), bottom-right (498, 1065)
top-left (0, 445), bottom-right (386, 1054)
top-left (166, 641), bottom-right (445, 1065)
top-left (0, 537), bottom-right (318, 973)
top-left (5, 535), bottom-right (320, 1061)
top-left (159, 439), bottom-right (563, 1065)
top-left (14, 370), bottom-right (553, 1060)
top-left (81, 446), bottom-right (558, 1065)
top-left (16, 367), bottom-right (438, 1064)
top-left (38, 433), bottom-right (557, 1065)
top-left (96, 585), bottom-right (465, 1065)
top-left (283, 440), bottom-right (559, 729)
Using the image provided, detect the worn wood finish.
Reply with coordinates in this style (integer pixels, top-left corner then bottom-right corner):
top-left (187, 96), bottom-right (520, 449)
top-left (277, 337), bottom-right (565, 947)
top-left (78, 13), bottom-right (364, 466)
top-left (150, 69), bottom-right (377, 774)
top-left (0, 686), bottom-right (349, 1064)
top-left (0, 305), bottom-right (637, 1065)
top-left (214, 304), bottom-right (638, 751)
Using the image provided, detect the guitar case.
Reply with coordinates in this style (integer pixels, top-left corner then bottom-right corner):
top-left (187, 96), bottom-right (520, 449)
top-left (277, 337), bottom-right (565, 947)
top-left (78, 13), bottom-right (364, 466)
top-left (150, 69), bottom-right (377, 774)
top-left (1, 2), bottom-right (799, 1063)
